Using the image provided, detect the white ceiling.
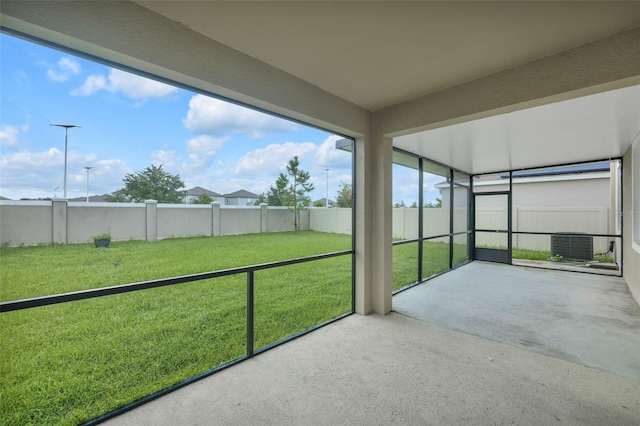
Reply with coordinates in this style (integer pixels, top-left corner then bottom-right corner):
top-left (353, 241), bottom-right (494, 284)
top-left (133, 1), bottom-right (640, 173)
top-left (136, 1), bottom-right (640, 111)
top-left (395, 85), bottom-right (640, 174)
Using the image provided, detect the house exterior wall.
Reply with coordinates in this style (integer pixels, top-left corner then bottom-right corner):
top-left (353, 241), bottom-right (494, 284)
top-left (185, 194), bottom-right (223, 204)
top-left (444, 175), bottom-right (611, 209)
top-left (225, 197), bottom-right (257, 206)
top-left (622, 146), bottom-right (640, 304)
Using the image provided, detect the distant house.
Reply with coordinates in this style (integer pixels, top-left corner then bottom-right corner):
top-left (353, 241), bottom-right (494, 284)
top-left (224, 189), bottom-right (259, 206)
top-left (68, 194), bottom-right (110, 202)
top-left (313, 198), bottom-right (335, 207)
top-left (184, 186), bottom-right (223, 204)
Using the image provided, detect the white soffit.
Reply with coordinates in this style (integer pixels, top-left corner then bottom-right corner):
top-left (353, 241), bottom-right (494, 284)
top-left (135, 1), bottom-right (640, 111)
top-left (393, 85), bottom-right (640, 174)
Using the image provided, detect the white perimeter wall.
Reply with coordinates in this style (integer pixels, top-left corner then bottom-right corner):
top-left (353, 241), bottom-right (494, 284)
top-left (1, 201), bottom-right (611, 253)
top-left (0, 202), bottom-right (310, 246)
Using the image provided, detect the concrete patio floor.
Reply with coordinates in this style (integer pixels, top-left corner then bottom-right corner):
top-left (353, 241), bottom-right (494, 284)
top-left (105, 262), bottom-right (640, 425)
top-left (394, 262), bottom-right (640, 381)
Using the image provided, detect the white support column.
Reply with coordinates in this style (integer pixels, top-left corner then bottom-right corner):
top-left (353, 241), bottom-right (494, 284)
top-left (354, 136), bottom-right (372, 314)
top-left (145, 200), bottom-right (157, 242)
top-left (371, 134), bottom-right (393, 314)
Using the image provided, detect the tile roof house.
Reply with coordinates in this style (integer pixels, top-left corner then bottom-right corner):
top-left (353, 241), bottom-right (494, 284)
top-left (184, 186), bottom-right (223, 204)
top-left (224, 189), bottom-right (259, 206)
top-left (68, 194), bottom-right (110, 203)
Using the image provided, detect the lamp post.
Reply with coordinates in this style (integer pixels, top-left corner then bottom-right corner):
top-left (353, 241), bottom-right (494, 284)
top-left (325, 168), bottom-right (330, 207)
top-left (84, 166), bottom-right (94, 202)
top-left (51, 124), bottom-right (81, 199)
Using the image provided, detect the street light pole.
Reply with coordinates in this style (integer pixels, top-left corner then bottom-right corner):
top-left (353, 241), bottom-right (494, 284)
top-left (84, 166), bottom-right (94, 202)
top-left (51, 124), bottom-right (81, 199)
top-left (325, 168), bottom-right (330, 207)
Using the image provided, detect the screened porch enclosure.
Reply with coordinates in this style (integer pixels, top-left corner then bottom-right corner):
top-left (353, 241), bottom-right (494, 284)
top-left (392, 150), bottom-right (623, 292)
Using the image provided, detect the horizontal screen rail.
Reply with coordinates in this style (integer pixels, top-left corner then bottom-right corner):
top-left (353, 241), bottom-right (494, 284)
top-left (511, 231), bottom-right (621, 238)
top-left (392, 238), bottom-right (420, 246)
top-left (0, 250), bottom-right (353, 313)
top-left (393, 231), bottom-right (471, 246)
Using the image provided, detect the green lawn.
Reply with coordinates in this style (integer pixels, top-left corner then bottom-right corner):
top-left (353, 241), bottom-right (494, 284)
top-left (392, 240), bottom-right (469, 290)
top-left (0, 232), bottom-right (352, 425)
top-left (4, 232), bottom-right (599, 425)
top-left (1, 231), bottom-right (352, 301)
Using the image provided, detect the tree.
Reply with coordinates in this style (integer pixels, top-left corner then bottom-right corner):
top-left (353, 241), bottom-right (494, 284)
top-left (191, 194), bottom-right (214, 204)
top-left (424, 197), bottom-right (442, 208)
top-left (255, 173), bottom-right (290, 206)
top-left (256, 156), bottom-right (314, 231)
top-left (286, 156), bottom-right (314, 231)
top-left (334, 182), bottom-right (352, 208)
top-left (106, 164), bottom-right (185, 203)
top-left (393, 200), bottom-right (406, 208)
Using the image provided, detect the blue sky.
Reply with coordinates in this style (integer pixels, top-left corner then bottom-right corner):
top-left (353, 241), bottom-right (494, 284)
top-left (0, 33), bottom-right (435, 205)
top-left (0, 33), bottom-right (356, 202)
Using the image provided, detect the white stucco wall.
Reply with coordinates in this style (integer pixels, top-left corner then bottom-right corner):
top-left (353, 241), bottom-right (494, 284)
top-left (623, 147), bottom-right (640, 304)
top-left (156, 205), bottom-right (212, 239)
top-left (67, 203), bottom-right (146, 243)
top-left (0, 201), bottom-right (52, 246)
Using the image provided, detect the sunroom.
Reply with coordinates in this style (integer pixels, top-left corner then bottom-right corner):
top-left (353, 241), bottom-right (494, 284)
top-left (1, 2), bottom-right (639, 424)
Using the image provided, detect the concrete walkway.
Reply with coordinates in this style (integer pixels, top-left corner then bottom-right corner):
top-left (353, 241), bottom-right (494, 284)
top-left (104, 312), bottom-right (640, 425)
top-left (394, 262), bottom-right (640, 381)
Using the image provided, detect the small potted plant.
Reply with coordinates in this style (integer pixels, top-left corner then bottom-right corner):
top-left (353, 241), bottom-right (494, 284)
top-left (92, 231), bottom-right (111, 248)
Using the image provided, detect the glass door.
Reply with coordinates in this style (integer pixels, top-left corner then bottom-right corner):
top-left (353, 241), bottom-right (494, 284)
top-left (474, 192), bottom-right (511, 263)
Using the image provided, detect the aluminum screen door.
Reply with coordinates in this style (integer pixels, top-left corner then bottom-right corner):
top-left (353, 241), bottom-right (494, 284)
top-left (474, 192), bottom-right (511, 264)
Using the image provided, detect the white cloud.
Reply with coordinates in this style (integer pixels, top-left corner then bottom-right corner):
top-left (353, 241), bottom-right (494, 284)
top-left (47, 57), bottom-right (81, 82)
top-left (0, 146), bottom-right (131, 199)
top-left (316, 135), bottom-right (352, 168)
top-left (232, 141), bottom-right (316, 176)
top-left (183, 95), bottom-right (298, 138)
top-left (0, 147), bottom-right (64, 170)
top-left (107, 69), bottom-right (176, 99)
top-left (0, 124), bottom-right (27, 148)
top-left (71, 74), bottom-right (106, 96)
top-left (186, 135), bottom-right (229, 169)
top-left (150, 150), bottom-right (183, 170)
top-left (72, 68), bottom-right (177, 100)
